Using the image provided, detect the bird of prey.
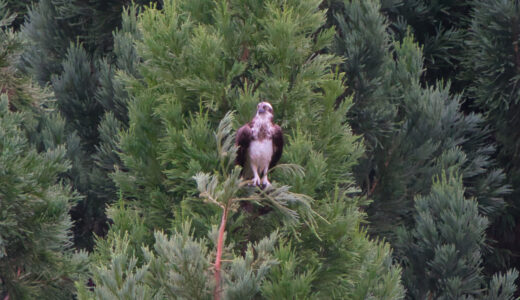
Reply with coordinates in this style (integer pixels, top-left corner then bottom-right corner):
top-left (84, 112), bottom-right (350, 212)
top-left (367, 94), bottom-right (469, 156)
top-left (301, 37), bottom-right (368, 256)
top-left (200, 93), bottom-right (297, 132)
top-left (235, 102), bottom-right (283, 188)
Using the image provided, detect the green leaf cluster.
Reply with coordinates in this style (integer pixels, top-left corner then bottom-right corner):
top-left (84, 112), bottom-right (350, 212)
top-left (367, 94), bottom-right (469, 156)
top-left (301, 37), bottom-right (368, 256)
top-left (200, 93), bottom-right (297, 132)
top-left (397, 174), bottom-right (517, 299)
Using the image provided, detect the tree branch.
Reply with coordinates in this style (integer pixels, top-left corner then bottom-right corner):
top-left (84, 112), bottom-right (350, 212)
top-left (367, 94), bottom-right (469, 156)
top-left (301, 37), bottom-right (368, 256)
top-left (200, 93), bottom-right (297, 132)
top-left (214, 206), bottom-right (228, 300)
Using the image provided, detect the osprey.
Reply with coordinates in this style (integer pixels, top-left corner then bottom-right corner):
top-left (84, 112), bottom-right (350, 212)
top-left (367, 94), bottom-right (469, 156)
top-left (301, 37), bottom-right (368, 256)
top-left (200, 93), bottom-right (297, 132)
top-left (236, 102), bottom-right (283, 188)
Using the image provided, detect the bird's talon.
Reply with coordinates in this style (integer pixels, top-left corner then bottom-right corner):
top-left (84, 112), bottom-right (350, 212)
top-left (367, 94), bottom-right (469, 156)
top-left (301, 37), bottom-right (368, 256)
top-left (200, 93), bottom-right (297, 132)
top-left (261, 178), bottom-right (271, 189)
top-left (252, 177), bottom-right (261, 187)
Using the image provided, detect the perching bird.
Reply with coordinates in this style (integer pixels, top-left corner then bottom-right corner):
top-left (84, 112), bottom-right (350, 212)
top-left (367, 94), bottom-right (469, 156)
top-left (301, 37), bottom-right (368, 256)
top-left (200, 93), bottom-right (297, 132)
top-left (235, 102), bottom-right (283, 188)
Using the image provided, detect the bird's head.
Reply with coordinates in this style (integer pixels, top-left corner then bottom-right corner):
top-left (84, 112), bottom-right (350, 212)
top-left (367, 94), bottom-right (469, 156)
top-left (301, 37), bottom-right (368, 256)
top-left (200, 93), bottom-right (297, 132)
top-left (256, 101), bottom-right (274, 120)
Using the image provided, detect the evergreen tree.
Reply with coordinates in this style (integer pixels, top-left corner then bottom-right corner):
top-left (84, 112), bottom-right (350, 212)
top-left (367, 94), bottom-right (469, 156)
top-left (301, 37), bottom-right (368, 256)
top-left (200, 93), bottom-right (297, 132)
top-left (0, 5), bottom-right (87, 297)
top-left (333, 0), bottom-right (508, 240)
top-left (0, 94), bottom-right (87, 299)
top-left (4, 0), bottom-right (31, 29)
top-left (91, 4), bottom-right (144, 208)
top-left (20, 0), bottom-right (159, 249)
top-left (324, 0), bottom-right (471, 92)
top-left (82, 0), bottom-right (405, 298)
top-left (0, 1), bottom-right (21, 108)
top-left (396, 174), bottom-right (518, 299)
top-left (461, 0), bottom-right (520, 273)
top-left (380, 0), bottom-right (471, 93)
top-left (21, 0), bottom-right (158, 77)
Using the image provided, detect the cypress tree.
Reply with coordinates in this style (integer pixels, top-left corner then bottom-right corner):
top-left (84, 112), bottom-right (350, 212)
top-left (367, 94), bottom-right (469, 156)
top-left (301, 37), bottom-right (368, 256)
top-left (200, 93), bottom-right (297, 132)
top-left (20, 0), bottom-right (159, 249)
top-left (324, 0), bottom-right (471, 93)
top-left (331, 0), bottom-right (512, 287)
top-left (0, 94), bottom-right (88, 299)
top-left (461, 0), bottom-right (520, 272)
top-left (333, 0), bottom-right (508, 239)
top-left (380, 0), bottom-right (471, 93)
top-left (0, 5), bottom-right (87, 297)
top-left (396, 174), bottom-right (518, 299)
top-left (91, 4), bottom-right (144, 206)
top-left (82, 0), bottom-right (405, 297)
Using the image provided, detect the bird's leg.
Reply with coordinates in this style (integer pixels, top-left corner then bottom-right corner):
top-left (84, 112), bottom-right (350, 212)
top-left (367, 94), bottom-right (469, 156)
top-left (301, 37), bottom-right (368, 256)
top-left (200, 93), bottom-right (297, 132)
top-left (251, 163), bottom-right (261, 187)
top-left (261, 166), bottom-right (270, 188)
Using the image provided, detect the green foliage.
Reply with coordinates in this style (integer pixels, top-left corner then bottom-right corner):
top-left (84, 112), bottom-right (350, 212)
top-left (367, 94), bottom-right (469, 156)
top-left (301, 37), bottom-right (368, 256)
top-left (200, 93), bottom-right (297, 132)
top-left (88, 198), bottom-right (150, 267)
top-left (19, 0), bottom-right (161, 249)
top-left (21, 0), bottom-right (158, 76)
top-left (331, 2), bottom-right (515, 294)
top-left (84, 0), bottom-right (405, 298)
top-left (461, 0), bottom-right (520, 270)
top-left (261, 242), bottom-right (315, 299)
top-left (3, 0), bottom-right (31, 29)
top-left (79, 221), bottom-right (279, 300)
top-left (272, 191), bottom-right (404, 299)
top-left (76, 233), bottom-right (158, 300)
top-left (0, 1), bottom-right (15, 47)
top-left (381, 0), bottom-right (471, 92)
top-left (485, 269), bottom-right (519, 300)
top-left (144, 226), bottom-right (278, 300)
top-left (52, 44), bottom-right (102, 152)
top-left (18, 0), bottom-right (105, 249)
top-left (20, 0), bottom-right (76, 84)
top-left (332, 0), bottom-right (395, 153)
top-left (88, 5), bottom-right (147, 247)
top-left (95, 4), bottom-right (143, 125)
top-left (0, 1), bottom-right (32, 111)
top-left (3, 0), bottom-right (520, 298)
top-left (145, 228), bottom-right (212, 300)
top-left (396, 174), bottom-right (517, 299)
top-left (0, 11), bottom-right (88, 298)
top-left (0, 94), bottom-right (87, 299)
top-left (334, 0), bottom-right (508, 238)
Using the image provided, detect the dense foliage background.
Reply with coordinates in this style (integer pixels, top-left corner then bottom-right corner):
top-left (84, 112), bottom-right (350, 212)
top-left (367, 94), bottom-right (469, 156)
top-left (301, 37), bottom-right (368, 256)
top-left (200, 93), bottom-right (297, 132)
top-left (1, 0), bottom-right (520, 298)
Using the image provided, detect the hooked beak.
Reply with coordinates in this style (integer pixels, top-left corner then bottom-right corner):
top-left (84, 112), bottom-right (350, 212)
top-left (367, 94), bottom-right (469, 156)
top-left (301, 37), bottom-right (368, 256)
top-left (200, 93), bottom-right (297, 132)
top-left (258, 107), bottom-right (266, 114)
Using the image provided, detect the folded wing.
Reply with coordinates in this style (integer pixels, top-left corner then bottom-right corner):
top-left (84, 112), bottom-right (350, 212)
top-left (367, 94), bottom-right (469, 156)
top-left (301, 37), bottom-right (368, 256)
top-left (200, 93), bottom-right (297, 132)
top-left (269, 125), bottom-right (283, 169)
top-left (235, 123), bottom-right (252, 167)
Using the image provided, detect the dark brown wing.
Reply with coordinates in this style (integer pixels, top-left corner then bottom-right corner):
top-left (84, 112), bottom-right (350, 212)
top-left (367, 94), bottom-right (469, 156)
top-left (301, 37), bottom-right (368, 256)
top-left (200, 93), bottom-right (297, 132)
top-left (269, 124), bottom-right (283, 169)
top-left (235, 123), bottom-right (252, 167)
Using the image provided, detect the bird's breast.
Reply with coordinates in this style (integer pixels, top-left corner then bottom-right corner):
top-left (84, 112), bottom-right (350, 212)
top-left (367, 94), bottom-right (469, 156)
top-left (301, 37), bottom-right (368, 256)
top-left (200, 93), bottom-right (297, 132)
top-left (251, 118), bottom-right (274, 141)
top-left (248, 139), bottom-right (273, 168)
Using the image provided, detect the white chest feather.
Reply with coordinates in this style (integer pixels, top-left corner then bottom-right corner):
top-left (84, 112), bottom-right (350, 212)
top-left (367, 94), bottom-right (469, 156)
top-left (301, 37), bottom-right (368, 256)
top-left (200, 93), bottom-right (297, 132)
top-left (248, 139), bottom-right (273, 170)
top-left (251, 116), bottom-right (274, 140)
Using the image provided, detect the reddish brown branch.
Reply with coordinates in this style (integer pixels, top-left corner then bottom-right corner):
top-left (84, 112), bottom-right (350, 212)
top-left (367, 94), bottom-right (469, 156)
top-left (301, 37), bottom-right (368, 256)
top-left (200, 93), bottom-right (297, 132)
top-left (368, 177), bottom-right (379, 197)
top-left (240, 44), bottom-right (249, 62)
top-left (214, 207), bottom-right (228, 300)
